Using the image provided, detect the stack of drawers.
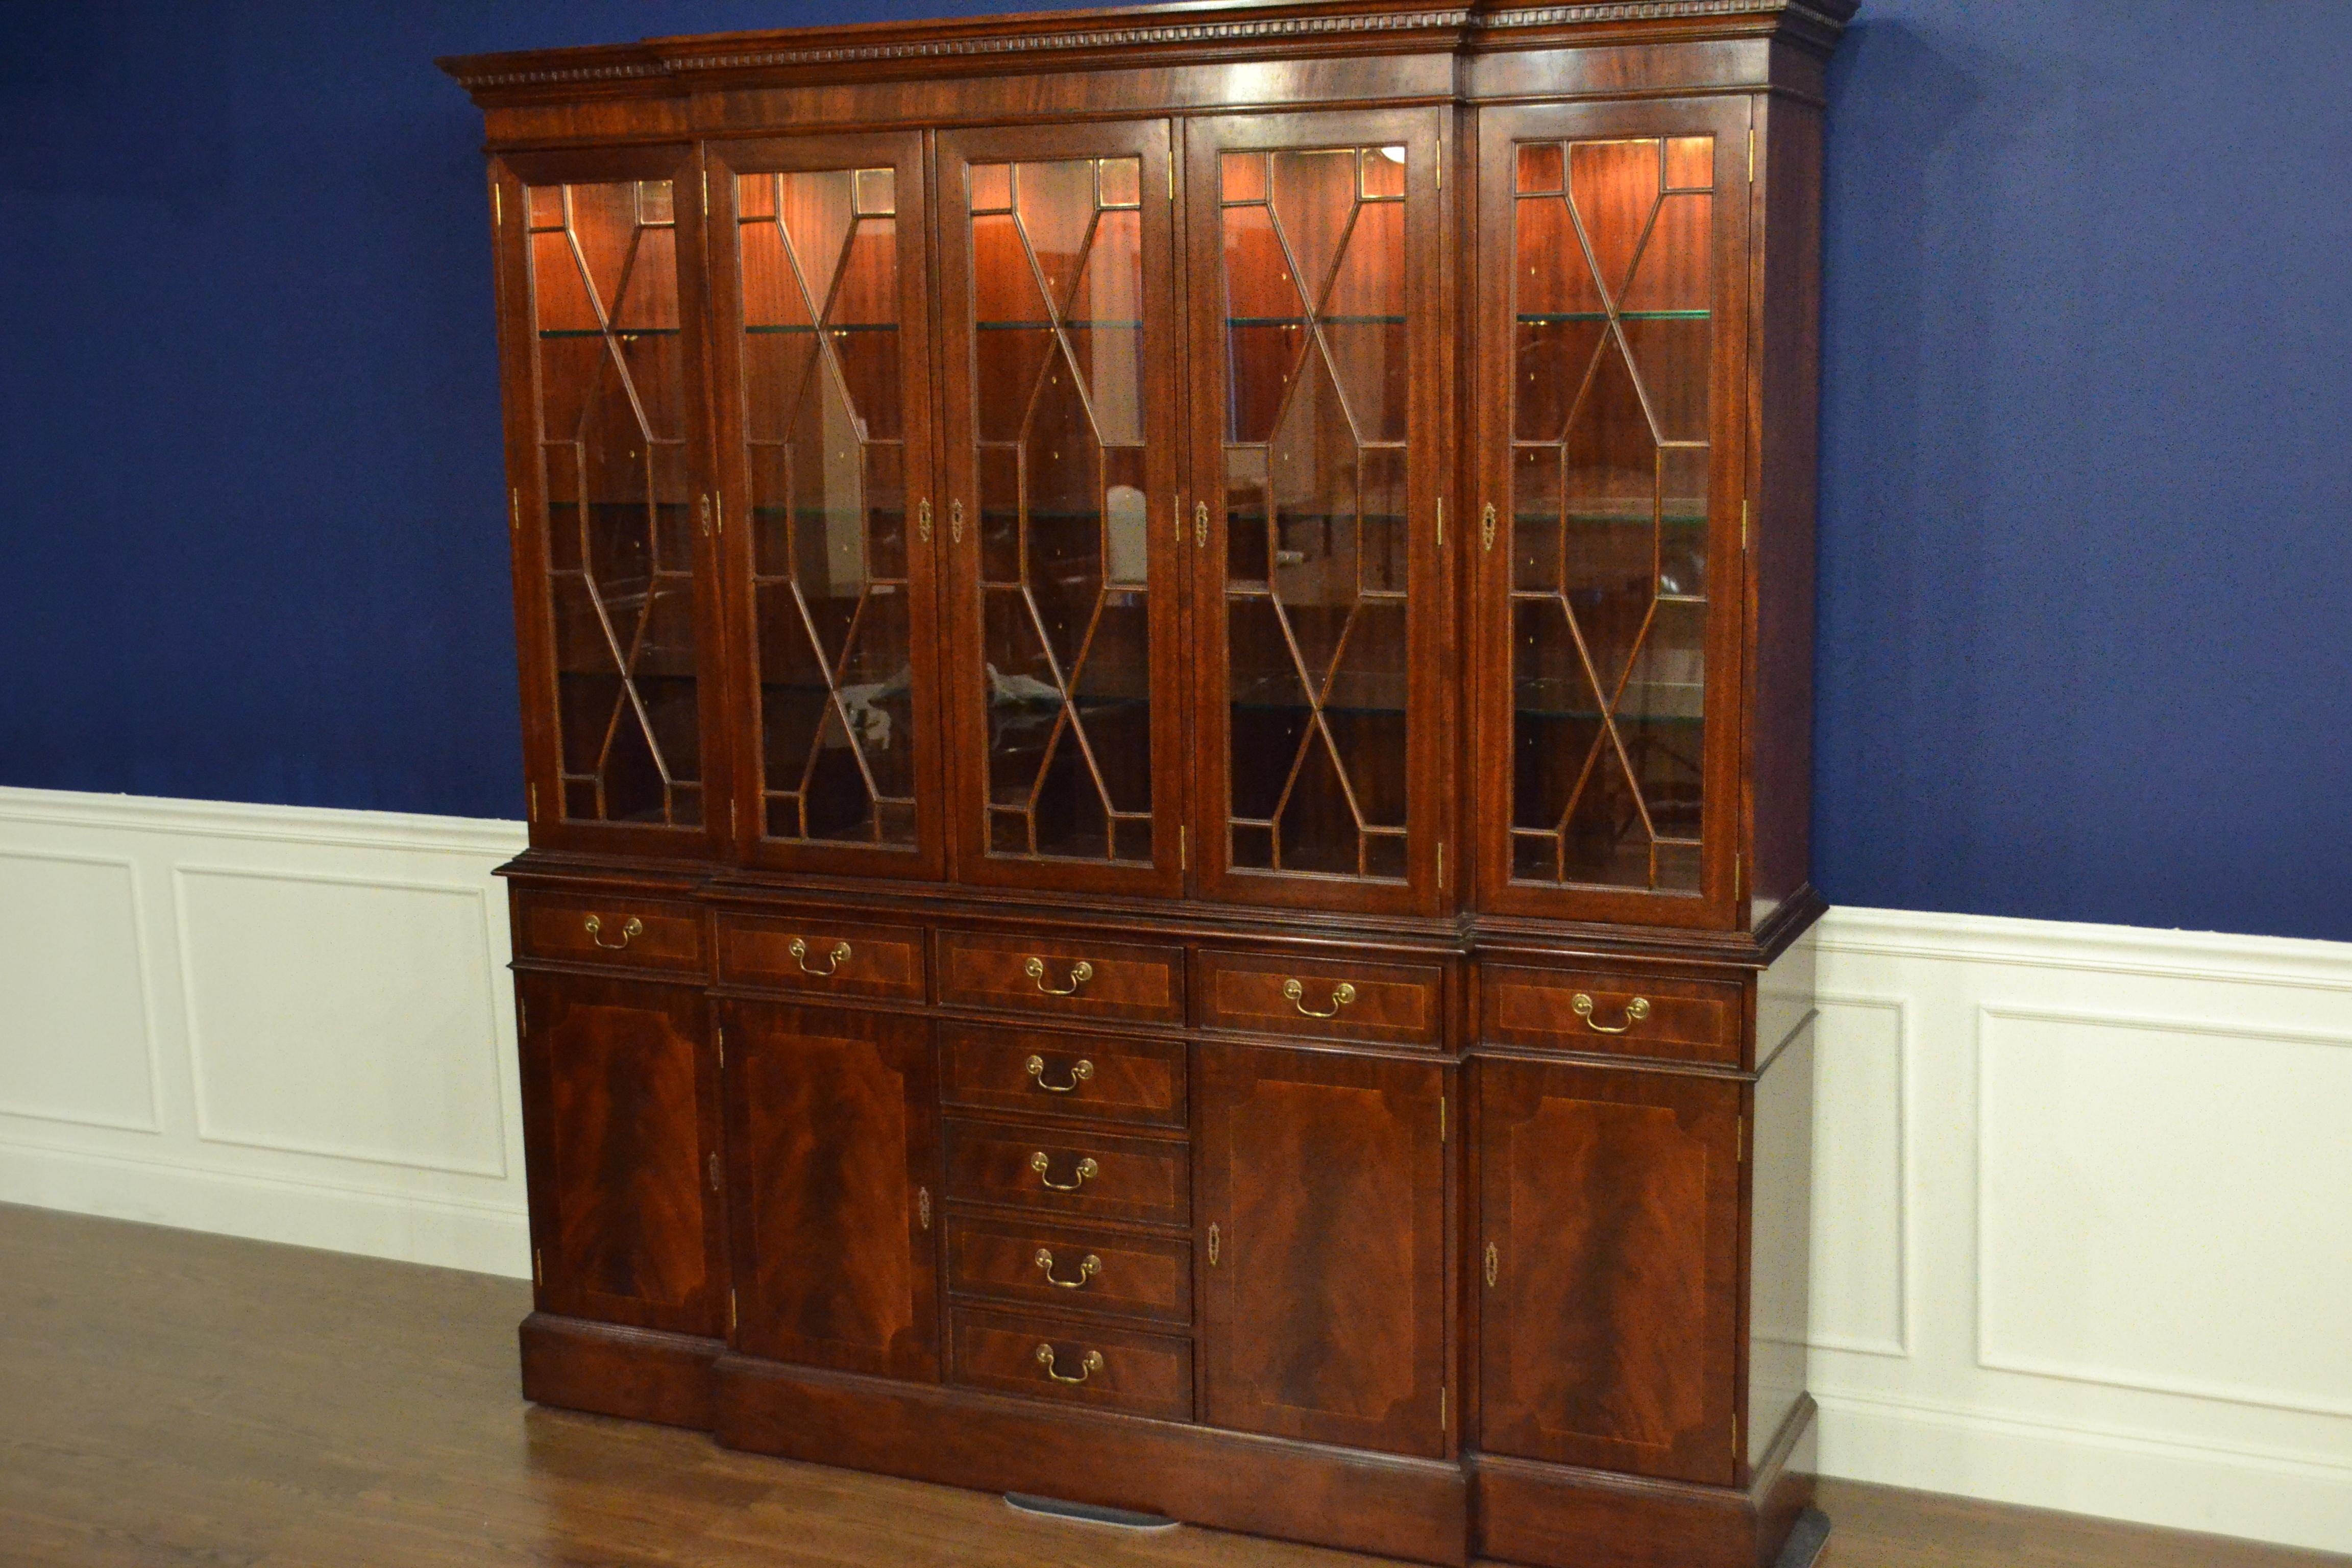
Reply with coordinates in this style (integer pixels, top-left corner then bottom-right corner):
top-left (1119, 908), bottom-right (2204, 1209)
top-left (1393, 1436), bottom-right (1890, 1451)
top-left (934, 933), bottom-right (1195, 1422)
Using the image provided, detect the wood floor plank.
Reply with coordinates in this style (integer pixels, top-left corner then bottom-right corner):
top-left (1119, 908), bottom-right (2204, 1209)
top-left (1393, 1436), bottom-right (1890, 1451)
top-left (2, 1204), bottom-right (2342, 1568)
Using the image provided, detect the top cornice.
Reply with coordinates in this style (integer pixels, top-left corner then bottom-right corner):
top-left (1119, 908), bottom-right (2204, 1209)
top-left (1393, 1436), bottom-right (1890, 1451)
top-left (438, 0), bottom-right (1857, 99)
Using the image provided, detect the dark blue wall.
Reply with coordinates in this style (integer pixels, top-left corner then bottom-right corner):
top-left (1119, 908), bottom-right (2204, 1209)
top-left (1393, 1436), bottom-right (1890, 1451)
top-left (3, 2), bottom-right (2347, 940)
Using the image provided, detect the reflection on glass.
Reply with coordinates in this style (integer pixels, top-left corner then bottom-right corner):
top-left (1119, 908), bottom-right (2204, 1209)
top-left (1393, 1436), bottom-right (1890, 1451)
top-left (968, 158), bottom-right (1153, 864)
top-left (530, 179), bottom-right (700, 828)
top-left (1220, 146), bottom-right (1410, 881)
top-left (1508, 136), bottom-right (1713, 892)
top-left (738, 167), bottom-right (918, 848)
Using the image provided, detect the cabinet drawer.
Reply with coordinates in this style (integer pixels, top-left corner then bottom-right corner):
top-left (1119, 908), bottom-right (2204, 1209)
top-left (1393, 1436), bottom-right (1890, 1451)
top-left (950, 1307), bottom-right (1192, 1422)
top-left (1481, 965), bottom-right (1742, 1066)
top-left (939, 932), bottom-right (1184, 1026)
top-left (944, 1215), bottom-right (1191, 1326)
top-left (717, 915), bottom-right (926, 1001)
top-left (514, 891), bottom-right (705, 976)
top-left (1197, 949), bottom-right (1446, 1047)
top-left (939, 1023), bottom-right (1185, 1130)
top-left (943, 1118), bottom-right (1189, 1228)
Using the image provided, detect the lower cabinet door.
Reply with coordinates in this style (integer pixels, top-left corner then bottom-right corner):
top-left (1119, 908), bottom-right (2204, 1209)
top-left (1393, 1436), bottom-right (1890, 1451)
top-left (519, 972), bottom-right (725, 1336)
top-left (1477, 1058), bottom-right (1742, 1484)
top-left (724, 1000), bottom-right (940, 1380)
top-left (1197, 1044), bottom-right (1449, 1457)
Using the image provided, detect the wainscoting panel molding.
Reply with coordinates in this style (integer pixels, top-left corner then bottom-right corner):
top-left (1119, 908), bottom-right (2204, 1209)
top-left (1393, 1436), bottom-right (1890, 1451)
top-left (0, 788), bottom-right (528, 1278)
top-left (0, 789), bottom-right (2345, 1551)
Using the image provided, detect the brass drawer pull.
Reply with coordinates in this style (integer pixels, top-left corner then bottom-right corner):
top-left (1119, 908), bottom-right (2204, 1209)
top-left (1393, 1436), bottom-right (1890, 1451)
top-left (789, 937), bottom-right (851, 976)
top-left (1035, 1343), bottom-right (1103, 1384)
top-left (1283, 978), bottom-right (1357, 1019)
top-left (1030, 1152), bottom-right (1099, 1191)
top-left (1485, 1241), bottom-right (1499, 1287)
top-left (1572, 993), bottom-right (1651, 1035)
top-left (1025, 957), bottom-right (1094, 996)
top-left (1025, 1054), bottom-right (1094, 1093)
top-left (1033, 1247), bottom-right (1100, 1289)
top-left (583, 915), bottom-right (642, 951)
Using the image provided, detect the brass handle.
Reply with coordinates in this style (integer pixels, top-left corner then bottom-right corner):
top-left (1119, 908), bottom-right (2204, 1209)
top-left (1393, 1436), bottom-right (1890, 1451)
top-left (1207, 1222), bottom-right (1220, 1266)
top-left (1025, 1054), bottom-right (1094, 1093)
top-left (789, 937), bottom-right (851, 977)
top-left (1194, 499), bottom-right (1209, 548)
top-left (917, 498), bottom-right (933, 544)
top-left (950, 498), bottom-right (965, 545)
top-left (1036, 1343), bottom-right (1104, 1384)
top-left (1030, 1152), bottom-right (1099, 1191)
top-left (1282, 978), bottom-right (1357, 1019)
top-left (583, 915), bottom-right (643, 951)
top-left (1481, 501), bottom-right (1497, 553)
top-left (1484, 1241), bottom-right (1499, 1287)
top-left (918, 1186), bottom-right (931, 1231)
top-left (1034, 1248), bottom-right (1100, 1289)
top-left (1024, 957), bottom-right (1093, 996)
top-left (1572, 993), bottom-right (1651, 1035)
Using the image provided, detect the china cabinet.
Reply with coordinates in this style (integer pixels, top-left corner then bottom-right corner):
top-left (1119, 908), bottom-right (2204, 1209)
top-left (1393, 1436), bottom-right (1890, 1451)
top-left (446, 3), bottom-right (1846, 1563)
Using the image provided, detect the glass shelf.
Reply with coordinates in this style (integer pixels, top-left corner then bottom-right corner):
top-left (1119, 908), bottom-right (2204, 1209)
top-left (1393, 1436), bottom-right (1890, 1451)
top-left (537, 327), bottom-right (681, 339)
top-left (1515, 310), bottom-right (1708, 323)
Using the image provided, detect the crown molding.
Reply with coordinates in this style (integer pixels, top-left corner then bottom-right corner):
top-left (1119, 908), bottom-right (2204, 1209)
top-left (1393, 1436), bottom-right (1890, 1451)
top-left (438, 0), bottom-right (1856, 97)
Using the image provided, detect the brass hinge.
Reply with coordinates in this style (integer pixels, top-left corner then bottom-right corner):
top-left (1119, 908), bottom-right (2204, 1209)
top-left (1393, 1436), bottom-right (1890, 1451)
top-left (1168, 160), bottom-right (1175, 201)
top-left (730, 799), bottom-right (739, 839)
top-left (1207, 1222), bottom-right (1220, 1266)
top-left (1180, 824), bottom-right (1188, 871)
top-left (1439, 1095), bottom-right (1447, 1143)
top-left (1436, 135), bottom-right (1443, 191)
top-left (730, 1289), bottom-right (739, 1332)
top-left (1173, 493), bottom-right (1184, 545)
top-left (1736, 850), bottom-right (1744, 900)
top-left (715, 492), bottom-right (723, 534)
top-left (532, 1247), bottom-right (543, 1287)
top-left (527, 782), bottom-right (538, 821)
top-left (1435, 497), bottom-right (1444, 548)
top-left (509, 488), bottom-right (519, 533)
top-left (1737, 1118), bottom-right (1745, 1164)
top-left (701, 165), bottom-right (710, 215)
top-left (1441, 1385), bottom-right (1448, 1428)
top-left (1437, 842), bottom-right (1446, 889)
top-left (708, 1150), bottom-right (721, 1192)
top-left (518, 998), bottom-right (527, 1036)
top-left (716, 1025), bottom-right (725, 1070)
top-left (1748, 126), bottom-right (1757, 183)
top-left (1742, 498), bottom-right (1750, 553)
top-left (492, 181), bottom-right (501, 228)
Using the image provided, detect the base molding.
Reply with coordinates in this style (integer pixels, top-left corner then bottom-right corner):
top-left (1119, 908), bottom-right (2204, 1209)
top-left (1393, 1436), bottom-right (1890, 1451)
top-left (712, 1353), bottom-right (1471, 1566)
top-left (514, 1316), bottom-right (1819, 1568)
top-left (1473, 1398), bottom-right (1817, 1568)
top-left (518, 1312), bottom-right (719, 1429)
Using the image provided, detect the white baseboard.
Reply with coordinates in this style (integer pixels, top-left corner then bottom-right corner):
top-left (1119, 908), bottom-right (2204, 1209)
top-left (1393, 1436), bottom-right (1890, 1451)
top-left (0, 786), bottom-right (2344, 1552)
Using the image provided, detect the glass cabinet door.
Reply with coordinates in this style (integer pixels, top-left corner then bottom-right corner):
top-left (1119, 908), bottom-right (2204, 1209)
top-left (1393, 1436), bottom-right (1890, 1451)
top-left (709, 135), bottom-right (946, 878)
top-left (934, 123), bottom-right (1184, 896)
top-left (1185, 110), bottom-right (1449, 915)
top-left (497, 148), bottom-right (723, 857)
top-left (1473, 101), bottom-right (1749, 927)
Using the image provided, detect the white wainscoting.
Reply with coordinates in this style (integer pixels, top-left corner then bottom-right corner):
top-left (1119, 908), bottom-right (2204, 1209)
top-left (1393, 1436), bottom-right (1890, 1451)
top-left (1811, 908), bottom-right (2352, 1554)
top-left (0, 788), bottom-right (2345, 1552)
top-left (0, 787), bottom-right (528, 1277)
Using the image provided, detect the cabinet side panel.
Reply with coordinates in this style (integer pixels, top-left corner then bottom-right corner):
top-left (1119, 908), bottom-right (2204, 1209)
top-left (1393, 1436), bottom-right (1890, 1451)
top-left (1746, 974), bottom-right (1814, 1469)
top-left (1748, 92), bottom-right (1824, 923)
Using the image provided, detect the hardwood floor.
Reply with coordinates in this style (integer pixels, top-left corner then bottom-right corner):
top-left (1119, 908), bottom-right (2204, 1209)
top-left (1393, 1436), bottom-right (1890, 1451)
top-left (1, 1203), bottom-right (2340, 1568)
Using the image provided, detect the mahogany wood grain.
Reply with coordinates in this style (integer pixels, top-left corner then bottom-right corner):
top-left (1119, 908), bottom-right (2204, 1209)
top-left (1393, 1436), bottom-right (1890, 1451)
top-left (949, 1306), bottom-right (1195, 1421)
top-left (937, 928), bottom-right (1185, 1024)
top-left (715, 912), bottom-right (928, 1001)
top-left (939, 1020), bottom-right (1187, 1129)
top-left (1481, 963), bottom-right (1744, 1067)
top-left (1196, 1043), bottom-right (1449, 1458)
top-left (945, 1211), bottom-right (1194, 1325)
top-left (721, 999), bottom-right (940, 1381)
top-left (1196, 947), bottom-right (1448, 1048)
top-left (943, 1116), bottom-right (1191, 1228)
top-left (1477, 1056), bottom-right (1743, 1485)
top-left (514, 889), bottom-right (708, 974)
top-left (517, 972), bottom-right (723, 1336)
